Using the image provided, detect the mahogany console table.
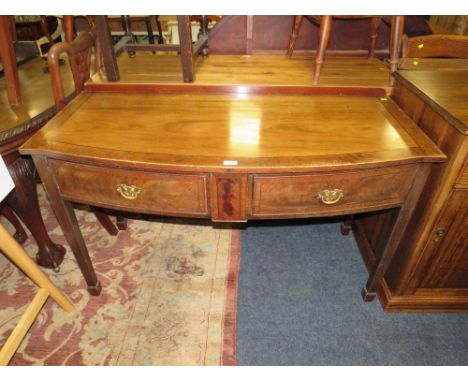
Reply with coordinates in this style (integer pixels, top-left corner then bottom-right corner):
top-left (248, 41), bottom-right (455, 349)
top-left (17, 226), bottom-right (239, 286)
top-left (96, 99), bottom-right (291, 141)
top-left (20, 86), bottom-right (444, 303)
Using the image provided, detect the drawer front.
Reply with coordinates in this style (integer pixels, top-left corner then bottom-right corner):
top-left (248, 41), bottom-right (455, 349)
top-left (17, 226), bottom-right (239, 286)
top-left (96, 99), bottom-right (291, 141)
top-left (251, 166), bottom-right (415, 218)
top-left (51, 161), bottom-right (209, 217)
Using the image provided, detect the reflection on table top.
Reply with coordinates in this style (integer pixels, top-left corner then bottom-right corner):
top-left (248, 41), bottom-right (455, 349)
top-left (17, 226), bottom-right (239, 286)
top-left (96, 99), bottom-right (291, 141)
top-left (21, 91), bottom-right (444, 171)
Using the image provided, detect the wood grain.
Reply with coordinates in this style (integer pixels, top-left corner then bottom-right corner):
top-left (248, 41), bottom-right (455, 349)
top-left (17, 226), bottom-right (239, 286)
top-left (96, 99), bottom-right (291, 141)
top-left (89, 54), bottom-right (391, 89)
top-left (21, 92), bottom-right (444, 172)
top-left (354, 70), bottom-right (468, 311)
top-left (51, 159), bottom-right (209, 217)
top-left (395, 70), bottom-right (468, 132)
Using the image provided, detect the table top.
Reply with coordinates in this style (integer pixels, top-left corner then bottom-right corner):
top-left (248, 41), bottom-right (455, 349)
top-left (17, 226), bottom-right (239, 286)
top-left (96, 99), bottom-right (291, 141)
top-left (395, 70), bottom-right (468, 134)
top-left (0, 57), bottom-right (75, 144)
top-left (398, 58), bottom-right (468, 71)
top-left (21, 91), bottom-right (444, 172)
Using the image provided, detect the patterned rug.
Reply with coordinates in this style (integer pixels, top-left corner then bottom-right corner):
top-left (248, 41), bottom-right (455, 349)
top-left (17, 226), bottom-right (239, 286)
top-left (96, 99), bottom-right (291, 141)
top-left (0, 186), bottom-right (240, 365)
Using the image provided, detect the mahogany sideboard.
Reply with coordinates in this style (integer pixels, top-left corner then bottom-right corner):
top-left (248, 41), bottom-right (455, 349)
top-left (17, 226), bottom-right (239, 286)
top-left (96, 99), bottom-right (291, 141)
top-left (20, 87), bottom-right (444, 304)
top-left (354, 70), bottom-right (468, 311)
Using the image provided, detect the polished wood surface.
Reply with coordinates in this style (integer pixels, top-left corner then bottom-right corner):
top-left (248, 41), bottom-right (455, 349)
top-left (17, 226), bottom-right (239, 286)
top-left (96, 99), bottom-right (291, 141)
top-left (46, 29), bottom-right (125, 240)
top-left (89, 54), bottom-right (392, 89)
top-left (48, 31), bottom-right (96, 110)
top-left (51, 160), bottom-right (209, 218)
top-left (0, 57), bottom-right (74, 138)
top-left (21, 91), bottom-right (444, 301)
top-left (401, 34), bottom-right (468, 59)
top-left (398, 58), bottom-right (468, 71)
top-left (0, 16), bottom-right (21, 105)
top-left (354, 69), bottom-right (468, 311)
top-left (21, 92), bottom-right (444, 171)
top-left (396, 70), bottom-right (468, 131)
top-left (252, 165), bottom-right (416, 218)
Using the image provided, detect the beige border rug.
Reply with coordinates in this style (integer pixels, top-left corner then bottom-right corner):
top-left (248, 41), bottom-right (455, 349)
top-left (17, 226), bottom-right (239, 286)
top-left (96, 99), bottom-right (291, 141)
top-left (0, 186), bottom-right (239, 365)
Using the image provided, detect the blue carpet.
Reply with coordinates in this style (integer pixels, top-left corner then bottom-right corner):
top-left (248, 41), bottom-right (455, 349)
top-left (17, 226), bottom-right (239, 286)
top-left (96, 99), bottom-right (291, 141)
top-left (237, 220), bottom-right (468, 365)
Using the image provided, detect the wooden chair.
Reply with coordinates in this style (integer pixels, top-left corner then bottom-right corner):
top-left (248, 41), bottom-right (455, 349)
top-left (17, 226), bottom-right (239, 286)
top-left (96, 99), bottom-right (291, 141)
top-left (0, 221), bottom-right (74, 365)
top-left (287, 16), bottom-right (399, 85)
top-left (401, 34), bottom-right (468, 59)
top-left (287, 16), bottom-right (382, 85)
top-left (121, 15), bottom-right (164, 57)
top-left (47, 28), bottom-right (126, 235)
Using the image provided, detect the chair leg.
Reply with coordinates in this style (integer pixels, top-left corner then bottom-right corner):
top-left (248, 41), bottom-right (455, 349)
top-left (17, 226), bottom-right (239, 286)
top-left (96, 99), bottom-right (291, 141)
top-left (144, 16), bottom-right (156, 55)
top-left (0, 223), bottom-right (73, 312)
top-left (0, 222), bottom-right (74, 366)
top-left (313, 15), bottom-right (332, 86)
top-left (1, 206), bottom-right (27, 244)
top-left (286, 16), bottom-right (303, 58)
top-left (368, 17), bottom-right (381, 58)
top-left (155, 16), bottom-right (164, 44)
top-left (121, 15), bottom-right (135, 58)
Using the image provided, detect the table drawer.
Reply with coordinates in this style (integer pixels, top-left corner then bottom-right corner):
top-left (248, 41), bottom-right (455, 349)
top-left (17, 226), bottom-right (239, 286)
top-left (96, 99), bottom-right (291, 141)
top-left (51, 161), bottom-right (209, 217)
top-left (251, 166), bottom-right (415, 218)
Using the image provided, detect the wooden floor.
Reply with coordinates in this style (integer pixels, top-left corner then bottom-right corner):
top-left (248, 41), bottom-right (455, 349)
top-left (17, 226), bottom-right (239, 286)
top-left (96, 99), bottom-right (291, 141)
top-left (0, 57), bottom-right (74, 135)
top-left (90, 53), bottom-right (391, 89)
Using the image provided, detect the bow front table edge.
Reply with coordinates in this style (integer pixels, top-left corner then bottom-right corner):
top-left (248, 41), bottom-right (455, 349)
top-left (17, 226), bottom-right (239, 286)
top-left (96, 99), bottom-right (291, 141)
top-left (19, 86), bottom-right (445, 303)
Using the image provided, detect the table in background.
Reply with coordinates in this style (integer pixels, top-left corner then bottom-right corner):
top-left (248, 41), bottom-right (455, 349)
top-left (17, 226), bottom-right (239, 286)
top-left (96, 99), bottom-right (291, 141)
top-left (0, 57), bottom-right (75, 269)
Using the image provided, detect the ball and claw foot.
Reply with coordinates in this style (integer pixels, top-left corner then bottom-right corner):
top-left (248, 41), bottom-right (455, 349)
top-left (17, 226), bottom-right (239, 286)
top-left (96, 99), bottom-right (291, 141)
top-left (36, 243), bottom-right (66, 269)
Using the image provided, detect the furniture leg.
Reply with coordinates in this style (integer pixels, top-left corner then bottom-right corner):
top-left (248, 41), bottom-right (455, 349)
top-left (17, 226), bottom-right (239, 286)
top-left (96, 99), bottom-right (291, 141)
top-left (199, 15), bottom-right (209, 57)
top-left (122, 15), bottom-right (136, 58)
top-left (313, 15), bottom-right (332, 86)
top-left (368, 17), bottom-right (381, 58)
top-left (388, 16), bottom-right (405, 85)
top-left (144, 16), bottom-right (156, 54)
top-left (286, 15), bottom-right (303, 58)
top-left (0, 15), bottom-right (21, 105)
top-left (62, 15), bottom-right (74, 43)
top-left (6, 156), bottom-right (66, 270)
top-left (93, 15), bottom-right (120, 81)
top-left (0, 222), bottom-right (73, 366)
top-left (155, 16), bottom-right (164, 44)
top-left (33, 156), bottom-right (102, 295)
top-left (362, 164), bottom-right (430, 301)
top-left (94, 210), bottom-right (118, 236)
top-left (116, 215), bottom-right (127, 231)
top-left (0, 223), bottom-right (73, 312)
top-left (39, 16), bottom-right (55, 46)
top-left (340, 215), bottom-right (354, 236)
top-left (177, 15), bottom-right (195, 82)
top-left (1, 206), bottom-right (27, 244)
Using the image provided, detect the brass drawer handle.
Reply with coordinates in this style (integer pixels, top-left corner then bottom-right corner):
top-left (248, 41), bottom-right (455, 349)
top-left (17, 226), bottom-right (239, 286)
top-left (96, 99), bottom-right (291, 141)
top-left (116, 184), bottom-right (143, 200)
top-left (318, 189), bottom-right (344, 205)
